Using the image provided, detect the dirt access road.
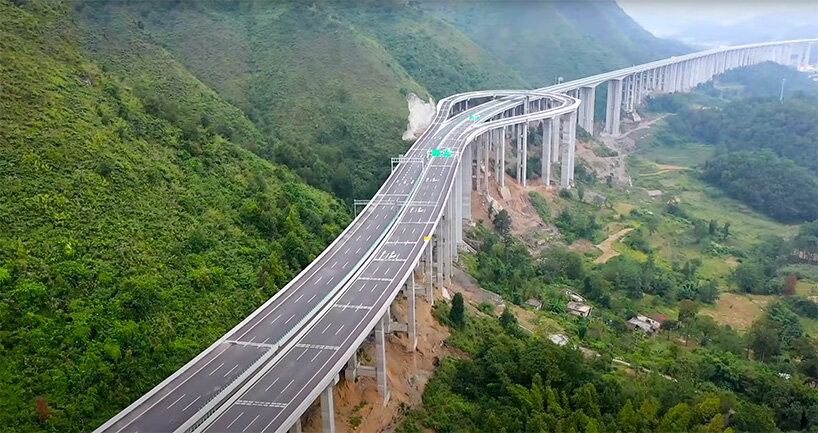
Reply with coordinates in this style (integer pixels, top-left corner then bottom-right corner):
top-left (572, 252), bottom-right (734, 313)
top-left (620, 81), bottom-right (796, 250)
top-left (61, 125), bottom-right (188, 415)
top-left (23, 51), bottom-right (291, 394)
top-left (594, 227), bottom-right (635, 264)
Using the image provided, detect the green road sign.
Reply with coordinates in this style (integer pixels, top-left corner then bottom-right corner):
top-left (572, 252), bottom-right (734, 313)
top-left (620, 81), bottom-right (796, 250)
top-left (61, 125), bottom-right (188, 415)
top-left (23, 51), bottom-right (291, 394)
top-left (431, 148), bottom-right (452, 157)
top-left (468, 114), bottom-right (481, 120)
top-left (442, 149), bottom-right (452, 157)
top-left (431, 149), bottom-right (441, 157)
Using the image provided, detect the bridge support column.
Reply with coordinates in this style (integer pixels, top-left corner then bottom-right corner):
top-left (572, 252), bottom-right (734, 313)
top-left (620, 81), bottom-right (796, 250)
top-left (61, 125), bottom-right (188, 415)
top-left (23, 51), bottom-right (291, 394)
top-left (454, 160), bottom-right (461, 251)
top-left (461, 148), bottom-right (471, 223)
top-left (426, 239), bottom-right (434, 303)
top-left (551, 113), bottom-right (560, 163)
top-left (622, 76), bottom-right (631, 113)
top-left (320, 376), bottom-right (339, 433)
top-left (500, 126), bottom-right (507, 186)
top-left (407, 273), bottom-right (417, 352)
top-left (675, 62), bottom-right (684, 92)
top-left (568, 111), bottom-right (577, 183)
top-left (483, 132), bottom-right (491, 187)
top-left (542, 118), bottom-right (552, 186)
top-left (560, 111), bottom-right (577, 188)
top-left (447, 197), bottom-right (455, 281)
top-left (514, 125), bottom-right (521, 183)
top-left (494, 129), bottom-right (501, 183)
top-left (346, 351), bottom-right (358, 382)
top-left (802, 43), bottom-right (811, 68)
top-left (473, 136), bottom-right (481, 192)
top-left (521, 122), bottom-right (528, 187)
top-left (653, 68), bottom-right (660, 92)
top-left (439, 215), bottom-right (447, 283)
top-left (579, 86), bottom-right (595, 134)
top-left (604, 79), bottom-right (622, 136)
top-left (375, 314), bottom-right (390, 404)
top-left (434, 230), bottom-right (442, 290)
top-left (445, 201), bottom-right (452, 278)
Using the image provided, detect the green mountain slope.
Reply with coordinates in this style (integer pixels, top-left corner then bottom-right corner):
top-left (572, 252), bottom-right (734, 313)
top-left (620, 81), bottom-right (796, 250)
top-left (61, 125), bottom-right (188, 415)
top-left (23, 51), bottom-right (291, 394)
top-left (75, 1), bottom-right (441, 201)
top-left (74, 0), bottom-right (685, 200)
top-left (324, 1), bottom-right (528, 97)
top-left (0, 2), bottom-right (348, 431)
top-left (421, 0), bottom-right (689, 86)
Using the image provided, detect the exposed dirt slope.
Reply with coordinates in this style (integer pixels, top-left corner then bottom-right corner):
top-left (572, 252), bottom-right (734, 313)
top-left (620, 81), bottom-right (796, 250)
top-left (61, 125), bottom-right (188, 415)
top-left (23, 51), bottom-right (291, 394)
top-left (594, 227), bottom-right (635, 264)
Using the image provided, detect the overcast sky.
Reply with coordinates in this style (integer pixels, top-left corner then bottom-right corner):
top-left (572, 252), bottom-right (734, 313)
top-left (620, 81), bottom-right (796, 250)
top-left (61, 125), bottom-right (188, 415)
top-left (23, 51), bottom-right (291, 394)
top-left (617, 0), bottom-right (818, 37)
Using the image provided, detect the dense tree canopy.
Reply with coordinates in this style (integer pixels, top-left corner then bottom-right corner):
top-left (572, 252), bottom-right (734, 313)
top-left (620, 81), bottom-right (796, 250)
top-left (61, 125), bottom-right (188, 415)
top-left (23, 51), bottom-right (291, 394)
top-left (648, 85), bottom-right (818, 223)
top-left (702, 151), bottom-right (818, 223)
top-left (0, 3), bottom-right (348, 431)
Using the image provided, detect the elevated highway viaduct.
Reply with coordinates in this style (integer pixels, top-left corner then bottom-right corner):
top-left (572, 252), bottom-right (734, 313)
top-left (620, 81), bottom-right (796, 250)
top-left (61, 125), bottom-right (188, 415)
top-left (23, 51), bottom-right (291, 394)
top-left (94, 38), bottom-right (817, 433)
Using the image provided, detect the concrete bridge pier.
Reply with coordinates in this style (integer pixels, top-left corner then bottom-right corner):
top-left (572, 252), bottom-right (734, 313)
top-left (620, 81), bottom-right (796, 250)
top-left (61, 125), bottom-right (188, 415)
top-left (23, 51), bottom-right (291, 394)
top-left (622, 75), bottom-right (632, 112)
top-left (500, 126), bottom-right (507, 187)
top-left (559, 111), bottom-right (577, 188)
top-left (542, 118), bottom-right (552, 186)
top-left (446, 196), bottom-right (455, 281)
top-left (514, 124), bottom-right (522, 183)
top-left (374, 315), bottom-right (389, 404)
top-left (675, 61), bottom-right (685, 92)
top-left (461, 146), bottom-right (471, 223)
top-left (494, 128), bottom-right (501, 182)
top-left (604, 78), bottom-right (623, 136)
top-left (426, 239), bottom-right (433, 303)
top-left (346, 350), bottom-right (358, 382)
top-left (320, 375), bottom-right (339, 433)
top-left (454, 157), bottom-right (462, 251)
top-left (482, 131), bottom-right (491, 188)
top-left (521, 121), bottom-right (529, 187)
top-left (404, 273), bottom-right (417, 352)
top-left (551, 112), bottom-right (561, 164)
top-left (473, 135), bottom-right (481, 192)
top-left (578, 86), bottom-right (595, 134)
top-left (434, 229), bottom-right (442, 291)
top-left (568, 111), bottom-right (577, 183)
top-left (801, 43), bottom-right (812, 68)
top-left (438, 214), bottom-right (447, 284)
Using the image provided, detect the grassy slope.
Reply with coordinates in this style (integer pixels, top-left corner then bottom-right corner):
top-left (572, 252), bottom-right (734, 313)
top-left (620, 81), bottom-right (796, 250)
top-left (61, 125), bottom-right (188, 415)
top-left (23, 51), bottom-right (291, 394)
top-left (0, 2), bottom-right (349, 431)
top-left (602, 116), bottom-right (805, 326)
top-left (75, 1), bottom-right (449, 201)
top-left (326, 1), bottom-right (528, 98)
top-left (74, 0), bottom-right (686, 200)
top-left (422, 0), bottom-right (689, 87)
top-left (75, 1), bottom-right (428, 200)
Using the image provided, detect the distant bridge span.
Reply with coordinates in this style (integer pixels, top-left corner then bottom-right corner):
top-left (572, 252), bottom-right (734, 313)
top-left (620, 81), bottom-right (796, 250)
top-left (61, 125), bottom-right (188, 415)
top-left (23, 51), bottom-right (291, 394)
top-left (95, 38), bottom-right (817, 433)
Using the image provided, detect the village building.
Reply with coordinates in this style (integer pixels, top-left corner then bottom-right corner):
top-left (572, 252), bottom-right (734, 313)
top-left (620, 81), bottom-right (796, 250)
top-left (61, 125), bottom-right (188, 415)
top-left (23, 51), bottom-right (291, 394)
top-left (525, 298), bottom-right (543, 310)
top-left (567, 301), bottom-right (592, 318)
top-left (564, 290), bottom-right (585, 303)
top-left (649, 313), bottom-right (668, 327)
top-left (627, 317), bottom-right (655, 334)
top-left (627, 313), bottom-right (666, 334)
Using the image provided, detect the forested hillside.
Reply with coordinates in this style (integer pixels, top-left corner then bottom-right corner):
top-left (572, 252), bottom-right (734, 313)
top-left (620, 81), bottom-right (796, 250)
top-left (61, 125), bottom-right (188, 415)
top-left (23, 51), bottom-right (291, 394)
top-left (420, 0), bottom-right (688, 86)
top-left (0, 2), bottom-right (348, 431)
top-left (73, 0), bottom-right (528, 201)
top-left (74, 0), bottom-right (687, 200)
top-left (646, 66), bottom-right (818, 223)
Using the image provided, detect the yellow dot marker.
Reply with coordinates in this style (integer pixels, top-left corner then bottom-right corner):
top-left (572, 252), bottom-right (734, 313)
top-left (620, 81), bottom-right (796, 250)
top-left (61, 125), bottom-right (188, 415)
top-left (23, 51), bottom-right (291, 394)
top-left (424, 235), bottom-right (430, 240)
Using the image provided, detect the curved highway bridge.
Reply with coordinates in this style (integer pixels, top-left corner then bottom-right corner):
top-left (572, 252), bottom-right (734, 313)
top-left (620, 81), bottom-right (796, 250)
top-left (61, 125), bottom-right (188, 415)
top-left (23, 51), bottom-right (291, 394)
top-left (96, 39), bottom-right (817, 433)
